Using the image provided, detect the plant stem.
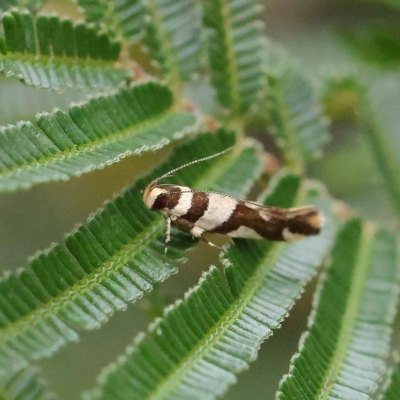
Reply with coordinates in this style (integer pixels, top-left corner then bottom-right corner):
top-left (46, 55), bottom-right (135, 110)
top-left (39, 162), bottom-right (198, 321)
top-left (358, 91), bottom-right (400, 217)
top-left (226, 118), bottom-right (245, 143)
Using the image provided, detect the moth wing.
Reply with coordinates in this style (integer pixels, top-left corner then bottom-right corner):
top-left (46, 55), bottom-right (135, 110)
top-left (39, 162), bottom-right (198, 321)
top-left (242, 202), bottom-right (323, 236)
top-left (259, 204), bottom-right (317, 220)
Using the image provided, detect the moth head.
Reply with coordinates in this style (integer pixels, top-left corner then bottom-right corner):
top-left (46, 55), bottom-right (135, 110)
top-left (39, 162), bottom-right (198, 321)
top-left (142, 181), bottom-right (168, 210)
top-left (142, 146), bottom-right (234, 211)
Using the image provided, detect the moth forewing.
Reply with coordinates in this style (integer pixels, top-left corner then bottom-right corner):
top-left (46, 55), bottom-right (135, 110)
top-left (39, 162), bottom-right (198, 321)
top-left (142, 148), bottom-right (323, 250)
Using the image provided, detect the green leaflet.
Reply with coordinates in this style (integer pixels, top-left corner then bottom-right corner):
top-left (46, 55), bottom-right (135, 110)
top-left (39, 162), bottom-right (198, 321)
top-left (77, 0), bottom-right (145, 44)
top-left (0, 10), bottom-right (130, 90)
top-left (262, 46), bottom-right (330, 168)
top-left (278, 220), bottom-right (400, 399)
top-left (0, 129), bottom-right (264, 376)
top-left (85, 172), bottom-right (335, 400)
top-left (0, 81), bottom-right (197, 192)
top-left (0, 366), bottom-right (55, 400)
top-left (142, 0), bottom-right (202, 84)
top-left (79, 0), bottom-right (202, 85)
top-left (203, 0), bottom-right (265, 114)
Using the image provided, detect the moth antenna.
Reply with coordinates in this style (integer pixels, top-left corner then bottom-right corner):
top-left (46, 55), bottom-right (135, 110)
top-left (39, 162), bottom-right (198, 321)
top-left (151, 146), bottom-right (234, 185)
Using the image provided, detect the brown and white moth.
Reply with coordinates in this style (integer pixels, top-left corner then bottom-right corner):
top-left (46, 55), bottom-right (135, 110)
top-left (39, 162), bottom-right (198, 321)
top-left (143, 148), bottom-right (323, 250)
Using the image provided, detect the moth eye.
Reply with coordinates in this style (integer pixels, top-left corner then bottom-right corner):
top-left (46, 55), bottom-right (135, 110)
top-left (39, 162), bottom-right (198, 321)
top-left (152, 193), bottom-right (167, 210)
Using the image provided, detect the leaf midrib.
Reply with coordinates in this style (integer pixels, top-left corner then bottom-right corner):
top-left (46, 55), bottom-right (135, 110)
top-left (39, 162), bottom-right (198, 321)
top-left (319, 223), bottom-right (374, 398)
top-left (0, 217), bottom-right (163, 347)
top-left (148, 241), bottom-right (284, 400)
top-left (145, 0), bottom-right (182, 88)
top-left (0, 51), bottom-right (124, 69)
top-left (0, 110), bottom-right (176, 177)
top-left (220, 0), bottom-right (241, 114)
top-left (86, 1), bottom-right (122, 40)
top-left (270, 73), bottom-right (304, 173)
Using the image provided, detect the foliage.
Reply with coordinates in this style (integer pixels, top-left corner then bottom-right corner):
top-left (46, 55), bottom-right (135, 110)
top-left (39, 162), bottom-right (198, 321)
top-left (1, 130), bottom-right (264, 375)
top-left (77, 0), bottom-right (146, 43)
top-left (203, 0), bottom-right (265, 114)
top-left (261, 47), bottom-right (330, 170)
top-left (141, 0), bottom-right (202, 85)
top-left (85, 173), bottom-right (335, 400)
top-left (0, 366), bottom-right (54, 400)
top-left (78, 0), bottom-right (202, 86)
top-left (0, 82), bottom-right (197, 192)
top-left (0, 0), bottom-right (399, 399)
top-left (0, 10), bottom-right (130, 90)
top-left (278, 220), bottom-right (399, 399)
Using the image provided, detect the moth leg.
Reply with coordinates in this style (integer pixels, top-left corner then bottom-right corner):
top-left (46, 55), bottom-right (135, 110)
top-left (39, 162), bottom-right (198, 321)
top-left (227, 237), bottom-right (235, 246)
top-left (164, 217), bottom-right (171, 254)
top-left (190, 226), bottom-right (204, 240)
top-left (200, 236), bottom-right (224, 251)
top-left (190, 227), bottom-right (224, 250)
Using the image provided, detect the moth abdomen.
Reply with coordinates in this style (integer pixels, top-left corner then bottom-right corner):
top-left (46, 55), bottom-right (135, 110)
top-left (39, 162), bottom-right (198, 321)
top-left (279, 207), bottom-right (323, 241)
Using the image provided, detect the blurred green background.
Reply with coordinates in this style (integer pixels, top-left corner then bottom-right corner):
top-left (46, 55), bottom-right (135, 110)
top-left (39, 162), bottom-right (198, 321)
top-left (1, 0), bottom-right (400, 398)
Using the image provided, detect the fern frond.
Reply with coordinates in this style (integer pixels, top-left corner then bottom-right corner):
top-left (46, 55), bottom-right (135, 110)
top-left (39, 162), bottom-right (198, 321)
top-left (0, 10), bottom-right (130, 90)
top-left (262, 46), bottom-right (330, 169)
top-left (84, 173), bottom-right (335, 400)
top-left (203, 0), bottom-right (265, 114)
top-left (278, 220), bottom-right (400, 399)
top-left (0, 130), bottom-right (263, 374)
top-left (0, 366), bottom-right (55, 400)
top-left (0, 81), bottom-right (197, 193)
top-left (77, 0), bottom-right (145, 44)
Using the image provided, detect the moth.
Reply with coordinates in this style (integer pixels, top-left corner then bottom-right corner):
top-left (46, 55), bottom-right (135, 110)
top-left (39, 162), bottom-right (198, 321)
top-left (142, 148), bottom-right (323, 250)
